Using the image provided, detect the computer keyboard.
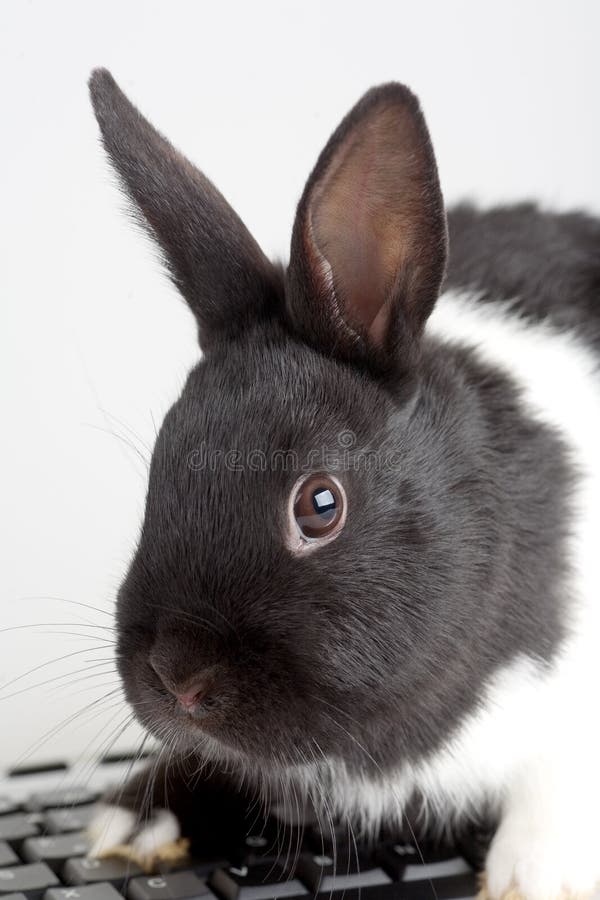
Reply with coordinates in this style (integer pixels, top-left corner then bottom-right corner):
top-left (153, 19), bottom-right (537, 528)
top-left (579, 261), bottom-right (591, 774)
top-left (0, 755), bottom-right (486, 900)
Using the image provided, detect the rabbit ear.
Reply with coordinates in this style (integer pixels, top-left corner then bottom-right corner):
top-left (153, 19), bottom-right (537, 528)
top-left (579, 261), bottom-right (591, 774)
top-left (286, 83), bottom-right (447, 372)
top-left (89, 69), bottom-right (280, 348)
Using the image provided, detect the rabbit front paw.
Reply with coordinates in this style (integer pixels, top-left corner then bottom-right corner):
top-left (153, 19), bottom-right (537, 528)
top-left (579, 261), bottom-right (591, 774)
top-left (479, 821), bottom-right (598, 900)
top-left (88, 803), bottom-right (189, 872)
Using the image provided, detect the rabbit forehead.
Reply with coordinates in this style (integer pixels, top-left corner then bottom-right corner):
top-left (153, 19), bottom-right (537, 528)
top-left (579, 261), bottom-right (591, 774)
top-left (167, 332), bottom-right (394, 453)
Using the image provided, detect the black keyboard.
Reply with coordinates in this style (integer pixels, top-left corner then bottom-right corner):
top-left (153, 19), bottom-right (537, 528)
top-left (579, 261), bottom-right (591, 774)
top-left (0, 758), bottom-right (484, 900)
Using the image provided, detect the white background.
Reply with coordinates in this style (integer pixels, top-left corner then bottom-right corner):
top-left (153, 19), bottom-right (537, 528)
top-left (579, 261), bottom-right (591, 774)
top-left (1, 0), bottom-right (600, 769)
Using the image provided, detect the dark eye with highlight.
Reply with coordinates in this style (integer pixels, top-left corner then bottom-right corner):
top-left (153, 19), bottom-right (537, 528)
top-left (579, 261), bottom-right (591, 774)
top-left (293, 474), bottom-right (346, 541)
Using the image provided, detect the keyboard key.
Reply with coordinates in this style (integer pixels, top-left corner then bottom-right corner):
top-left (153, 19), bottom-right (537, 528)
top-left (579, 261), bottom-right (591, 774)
top-left (0, 816), bottom-right (39, 848)
top-left (25, 791), bottom-right (98, 814)
top-left (23, 835), bottom-right (90, 872)
top-left (297, 851), bottom-right (391, 893)
top-left (0, 844), bottom-right (19, 868)
top-left (418, 872), bottom-right (478, 898)
top-left (377, 841), bottom-right (464, 880)
top-left (99, 752), bottom-right (153, 765)
top-left (210, 862), bottom-right (308, 900)
top-left (243, 836), bottom-right (270, 851)
top-left (44, 808), bottom-right (96, 836)
top-left (127, 872), bottom-right (215, 900)
top-left (9, 764), bottom-right (67, 778)
top-left (45, 884), bottom-right (124, 900)
top-left (0, 803), bottom-right (20, 818)
top-left (315, 875), bottom-right (479, 899)
top-left (0, 862), bottom-right (59, 899)
top-left (403, 873), bottom-right (479, 897)
top-left (240, 831), bottom-right (278, 863)
top-left (305, 822), bottom-right (352, 855)
top-left (225, 822), bottom-right (300, 868)
top-left (402, 857), bottom-right (472, 882)
top-left (63, 858), bottom-right (143, 889)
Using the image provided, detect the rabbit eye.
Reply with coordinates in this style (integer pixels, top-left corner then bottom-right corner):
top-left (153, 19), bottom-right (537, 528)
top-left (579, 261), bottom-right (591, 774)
top-left (292, 474), bottom-right (346, 542)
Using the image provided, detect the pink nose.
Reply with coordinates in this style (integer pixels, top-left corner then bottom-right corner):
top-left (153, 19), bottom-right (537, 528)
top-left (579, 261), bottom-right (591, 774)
top-left (173, 674), bottom-right (213, 712)
top-left (150, 656), bottom-right (217, 715)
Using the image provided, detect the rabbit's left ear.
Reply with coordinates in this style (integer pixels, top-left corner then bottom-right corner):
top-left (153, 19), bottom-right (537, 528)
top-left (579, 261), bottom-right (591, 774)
top-left (286, 83), bottom-right (447, 372)
top-left (89, 69), bottom-right (280, 349)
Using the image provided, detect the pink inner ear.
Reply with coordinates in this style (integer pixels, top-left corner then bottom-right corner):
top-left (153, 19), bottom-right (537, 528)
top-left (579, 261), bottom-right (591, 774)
top-left (308, 102), bottom-right (436, 348)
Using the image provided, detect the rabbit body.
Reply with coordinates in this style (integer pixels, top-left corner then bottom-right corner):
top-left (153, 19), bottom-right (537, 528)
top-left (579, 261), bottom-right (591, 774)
top-left (87, 70), bottom-right (600, 899)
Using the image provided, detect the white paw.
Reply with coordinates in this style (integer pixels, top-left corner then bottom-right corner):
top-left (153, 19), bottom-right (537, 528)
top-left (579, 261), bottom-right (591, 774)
top-left (485, 818), bottom-right (599, 900)
top-left (131, 809), bottom-right (181, 858)
top-left (88, 804), bottom-right (137, 858)
top-left (88, 804), bottom-right (181, 864)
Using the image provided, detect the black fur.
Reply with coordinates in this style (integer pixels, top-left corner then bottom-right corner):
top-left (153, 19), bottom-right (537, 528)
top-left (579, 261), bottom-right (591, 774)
top-left (89, 70), bottom-right (282, 350)
top-left (88, 71), bottom-right (587, 834)
top-left (447, 202), bottom-right (600, 349)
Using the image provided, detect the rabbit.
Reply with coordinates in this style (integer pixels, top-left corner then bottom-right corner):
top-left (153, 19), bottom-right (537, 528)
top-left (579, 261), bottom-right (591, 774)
top-left (86, 69), bottom-right (600, 900)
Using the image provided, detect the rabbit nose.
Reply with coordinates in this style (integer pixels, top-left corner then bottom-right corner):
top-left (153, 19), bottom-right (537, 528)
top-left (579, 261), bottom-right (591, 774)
top-left (174, 674), bottom-right (214, 712)
top-left (150, 657), bottom-right (217, 715)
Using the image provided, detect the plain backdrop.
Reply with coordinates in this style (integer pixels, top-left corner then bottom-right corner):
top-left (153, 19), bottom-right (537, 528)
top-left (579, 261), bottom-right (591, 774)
top-left (1, 0), bottom-right (600, 769)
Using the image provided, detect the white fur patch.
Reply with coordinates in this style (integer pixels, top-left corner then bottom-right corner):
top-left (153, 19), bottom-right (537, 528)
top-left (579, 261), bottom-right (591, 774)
top-left (87, 803), bottom-right (137, 858)
top-left (131, 809), bottom-right (181, 857)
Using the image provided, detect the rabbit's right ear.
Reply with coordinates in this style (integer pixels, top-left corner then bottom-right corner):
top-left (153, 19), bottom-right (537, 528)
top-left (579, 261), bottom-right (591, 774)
top-left (89, 70), bottom-right (280, 348)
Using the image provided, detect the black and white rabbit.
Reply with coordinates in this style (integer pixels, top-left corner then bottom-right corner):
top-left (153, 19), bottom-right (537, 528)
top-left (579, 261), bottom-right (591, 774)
top-left (87, 70), bottom-right (600, 900)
